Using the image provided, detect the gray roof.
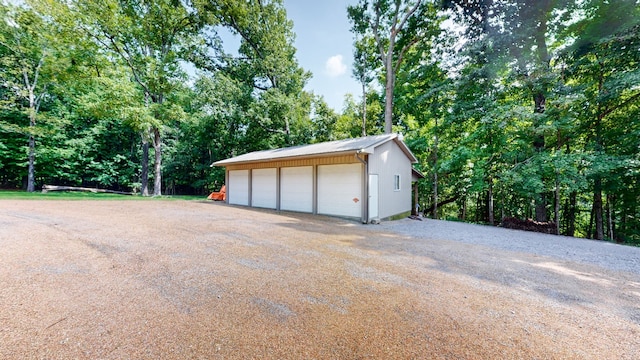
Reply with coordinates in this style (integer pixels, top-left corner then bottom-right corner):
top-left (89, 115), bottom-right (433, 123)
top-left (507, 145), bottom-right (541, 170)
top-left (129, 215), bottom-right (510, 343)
top-left (212, 133), bottom-right (418, 166)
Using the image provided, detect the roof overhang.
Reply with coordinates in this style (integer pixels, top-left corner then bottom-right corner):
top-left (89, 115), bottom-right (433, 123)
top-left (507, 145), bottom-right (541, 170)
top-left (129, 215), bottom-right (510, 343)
top-left (391, 137), bottom-right (419, 164)
top-left (212, 149), bottom-right (363, 167)
top-left (211, 133), bottom-right (419, 167)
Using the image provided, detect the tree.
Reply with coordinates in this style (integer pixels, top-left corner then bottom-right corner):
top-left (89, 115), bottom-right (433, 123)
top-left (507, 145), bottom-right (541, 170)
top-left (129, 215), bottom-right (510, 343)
top-left (432, 0), bottom-right (640, 240)
top-left (308, 94), bottom-right (339, 143)
top-left (0, 4), bottom-right (58, 191)
top-left (69, 0), bottom-right (203, 196)
top-left (335, 92), bottom-right (384, 140)
top-left (563, 1), bottom-right (640, 239)
top-left (194, 0), bottom-right (311, 148)
top-left (352, 36), bottom-right (377, 136)
top-left (445, 0), bottom-right (565, 222)
top-left (393, 31), bottom-right (452, 219)
top-left (348, 0), bottom-right (441, 133)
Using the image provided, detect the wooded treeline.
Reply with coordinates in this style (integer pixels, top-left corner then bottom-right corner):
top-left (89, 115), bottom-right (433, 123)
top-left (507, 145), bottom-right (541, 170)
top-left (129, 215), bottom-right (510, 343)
top-left (1, 0), bottom-right (639, 243)
top-left (0, 0), bottom-right (339, 196)
top-left (348, 0), bottom-right (640, 243)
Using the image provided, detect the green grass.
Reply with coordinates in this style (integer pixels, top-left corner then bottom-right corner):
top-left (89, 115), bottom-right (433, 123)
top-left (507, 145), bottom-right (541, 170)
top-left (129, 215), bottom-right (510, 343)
top-left (0, 190), bottom-right (206, 201)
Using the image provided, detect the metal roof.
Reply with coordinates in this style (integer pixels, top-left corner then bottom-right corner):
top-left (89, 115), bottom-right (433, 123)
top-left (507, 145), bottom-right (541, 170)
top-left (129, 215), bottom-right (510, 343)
top-left (212, 133), bottom-right (418, 166)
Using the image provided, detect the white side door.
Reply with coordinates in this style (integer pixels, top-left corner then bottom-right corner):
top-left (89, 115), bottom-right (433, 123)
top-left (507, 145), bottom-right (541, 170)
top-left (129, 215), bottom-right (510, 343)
top-left (368, 174), bottom-right (379, 221)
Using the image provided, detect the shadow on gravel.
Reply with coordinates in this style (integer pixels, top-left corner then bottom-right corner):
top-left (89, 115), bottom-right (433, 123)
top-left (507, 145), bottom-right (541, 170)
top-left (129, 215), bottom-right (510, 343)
top-left (353, 229), bottom-right (640, 321)
top-left (229, 209), bottom-right (640, 324)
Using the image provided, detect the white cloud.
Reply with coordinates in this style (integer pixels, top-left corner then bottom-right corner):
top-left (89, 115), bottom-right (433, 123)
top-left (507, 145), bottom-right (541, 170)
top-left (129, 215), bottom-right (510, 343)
top-left (325, 55), bottom-right (347, 77)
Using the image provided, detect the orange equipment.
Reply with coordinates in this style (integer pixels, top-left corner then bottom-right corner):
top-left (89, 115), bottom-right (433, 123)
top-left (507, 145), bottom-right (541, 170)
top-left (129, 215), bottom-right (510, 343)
top-left (207, 185), bottom-right (226, 201)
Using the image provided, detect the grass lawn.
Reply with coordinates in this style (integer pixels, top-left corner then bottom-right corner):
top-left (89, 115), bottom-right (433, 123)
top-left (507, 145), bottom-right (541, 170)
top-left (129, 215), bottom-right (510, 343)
top-left (0, 190), bottom-right (205, 201)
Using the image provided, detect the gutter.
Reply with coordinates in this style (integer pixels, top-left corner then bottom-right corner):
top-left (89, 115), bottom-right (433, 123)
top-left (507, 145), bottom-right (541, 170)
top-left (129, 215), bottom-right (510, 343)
top-left (355, 150), bottom-right (368, 224)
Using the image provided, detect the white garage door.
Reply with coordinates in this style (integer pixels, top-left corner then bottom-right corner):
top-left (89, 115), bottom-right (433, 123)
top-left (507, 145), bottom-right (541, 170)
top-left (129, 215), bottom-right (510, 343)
top-left (251, 168), bottom-right (277, 209)
top-left (280, 166), bottom-right (313, 213)
top-left (228, 170), bottom-right (249, 205)
top-left (317, 164), bottom-right (362, 218)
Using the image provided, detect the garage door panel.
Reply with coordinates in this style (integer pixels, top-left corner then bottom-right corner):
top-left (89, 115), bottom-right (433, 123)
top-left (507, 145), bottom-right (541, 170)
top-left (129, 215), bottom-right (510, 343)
top-left (228, 170), bottom-right (249, 205)
top-left (317, 164), bottom-right (362, 218)
top-left (252, 168), bottom-right (277, 209)
top-left (280, 166), bottom-right (313, 213)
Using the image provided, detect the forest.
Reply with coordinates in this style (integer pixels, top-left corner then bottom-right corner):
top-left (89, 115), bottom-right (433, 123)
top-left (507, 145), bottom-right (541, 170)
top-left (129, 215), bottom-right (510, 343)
top-left (1, 0), bottom-right (639, 244)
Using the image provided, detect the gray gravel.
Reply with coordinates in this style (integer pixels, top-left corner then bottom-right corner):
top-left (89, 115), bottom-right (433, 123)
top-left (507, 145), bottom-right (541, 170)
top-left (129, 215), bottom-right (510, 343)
top-left (379, 218), bottom-right (640, 275)
top-left (357, 217), bottom-right (640, 326)
top-left (2, 200), bottom-right (640, 358)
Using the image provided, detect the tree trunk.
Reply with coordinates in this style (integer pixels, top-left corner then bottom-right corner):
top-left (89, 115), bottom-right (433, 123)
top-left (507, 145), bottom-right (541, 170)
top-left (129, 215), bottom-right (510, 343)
top-left (533, 11), bottom-right (549, 222)
top-left (424, 196), bottom-right (459, 217)
top-left (592, 66), bottom-right (605, 240)
top-left (535, 193), bottom-right (547, 222)
top-left (533, 91), bottom-right (547, 222)
top-left (432, 170), bottom-right (438, 219)
top-left (588, 200), bottom-right (594, 239)
top-left (475, 192), bottom-right (482, 223)
top-left (607, 193), bottom-right (614, 241)
top-left (367, 0), bottom-right (423, 134)
top-left (362, 82), bottom-right (367, 137)
top-left (488, 178), bottom-right (494, 225)
top-left (593, 177), bottom-right (604, 240)
top-left (284, 117), bottom-right (291, 145)
top-left (432, 121), bottom-right (439, 219)
top-left (27, 134), bottom-right (36, 192)
top-left (555, 176), bottom-right (560, 236)
top-left (26, 90), bottom-right (36, 192)
top-left (566, 191), bottom-right (577, 237)
top-left (459, 196), bottom-right (467, 221)
top-left (383, 56), bottom-right (395, 134)
top-left (412, 183), bottom-right (419, 216)
top-left (500, 191), bottom-right (505, 222)
top-left (42, 185), bottom-right (133, 195)
top-left (141, 135), bottom-right (149, 196)
top-left (152, 127), bottom-right (162, 196)
top-left (620, 194), bottom-right (629, 242)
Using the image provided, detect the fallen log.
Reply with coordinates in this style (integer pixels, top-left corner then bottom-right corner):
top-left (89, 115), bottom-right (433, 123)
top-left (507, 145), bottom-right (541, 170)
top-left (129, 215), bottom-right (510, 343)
top-left (423, 195), bottom-right (460, 214)
top-left (41, 185), bottom-right (133, 196)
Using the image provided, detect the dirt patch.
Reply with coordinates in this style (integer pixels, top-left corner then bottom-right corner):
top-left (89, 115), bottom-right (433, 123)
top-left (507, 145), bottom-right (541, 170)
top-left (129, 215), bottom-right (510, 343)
top-left (1, 200), bottom-right (639, 359)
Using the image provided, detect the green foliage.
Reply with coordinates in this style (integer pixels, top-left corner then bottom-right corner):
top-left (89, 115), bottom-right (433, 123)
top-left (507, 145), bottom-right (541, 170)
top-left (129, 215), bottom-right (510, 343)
top-left (0, 190), bottom-right (203, 200)
top-left (348, 0), bottom-right (443, 132)
top-left (392, 0), bottom-right (640, 242)
top-left (2, 0), bottom-right (640, 244)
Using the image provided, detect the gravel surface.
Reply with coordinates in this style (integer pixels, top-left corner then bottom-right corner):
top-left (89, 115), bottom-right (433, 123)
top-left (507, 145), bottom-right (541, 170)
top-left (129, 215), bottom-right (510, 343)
top-left (381, 218), bottom-right (640, 274)
top-left (1, 200), bottom-right (639, 359)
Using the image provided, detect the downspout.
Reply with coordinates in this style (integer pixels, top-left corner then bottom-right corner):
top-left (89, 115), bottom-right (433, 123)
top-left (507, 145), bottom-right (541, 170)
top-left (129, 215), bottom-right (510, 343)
top-left (356, 151), bottom-right (368, 224)
top-left (225, 169), bottom-right (229, 204)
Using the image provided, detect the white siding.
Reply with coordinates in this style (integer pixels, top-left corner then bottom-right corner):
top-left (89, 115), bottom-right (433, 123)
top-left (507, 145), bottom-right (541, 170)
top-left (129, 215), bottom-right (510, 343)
top-left (280, 166), bottom-right (313, 213)
top-left (368, 141), bottom-right (412, 219)
top-left (317, 164), bottom-right (362, 218)
top-left (251, 168), bottom-right (277, 209)
top-left (228, 170), bottom-right (249, 205)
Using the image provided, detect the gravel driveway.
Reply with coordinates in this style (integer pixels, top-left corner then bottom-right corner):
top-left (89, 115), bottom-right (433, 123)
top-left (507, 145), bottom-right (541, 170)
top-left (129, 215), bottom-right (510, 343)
top-left (1, 200), bottom-right (639, 359)
top-left (381, 218), bottom-right (640, 274)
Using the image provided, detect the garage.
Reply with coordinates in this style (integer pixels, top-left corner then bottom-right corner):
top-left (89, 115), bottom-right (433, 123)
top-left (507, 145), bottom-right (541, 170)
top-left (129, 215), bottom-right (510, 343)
top-left (251, 168), bottom-right (277, 209)
top-left (280, 166), bottom-right (313, 213)
top-left (213, 134), bottom-right (419, 223)
top-left (317, 164), bottom-right (362, 218)
top-left (228, 170), bottom-right (249, 206)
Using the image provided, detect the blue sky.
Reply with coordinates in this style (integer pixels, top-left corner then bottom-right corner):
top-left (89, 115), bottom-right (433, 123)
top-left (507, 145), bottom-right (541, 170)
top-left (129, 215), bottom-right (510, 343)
top-left (284, 0), bottom-right (361, 112)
